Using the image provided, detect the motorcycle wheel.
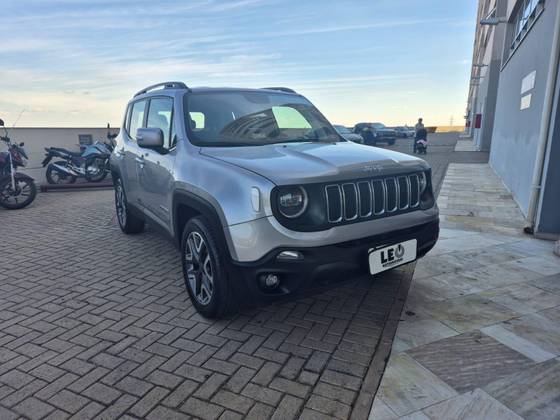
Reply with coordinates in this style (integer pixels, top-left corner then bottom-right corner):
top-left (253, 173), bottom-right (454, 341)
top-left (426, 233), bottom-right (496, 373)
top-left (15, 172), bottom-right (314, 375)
top-left (46, 163), bottom-right (77, 184)
top-left (0, 176), bottom-right (37, 210)
top-left (85, 157), bottom-right (108, 183)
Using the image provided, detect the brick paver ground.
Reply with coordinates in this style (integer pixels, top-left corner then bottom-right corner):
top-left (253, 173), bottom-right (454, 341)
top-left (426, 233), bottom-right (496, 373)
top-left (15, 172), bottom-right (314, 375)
top-left (0, 132), bottom-right (475, 419)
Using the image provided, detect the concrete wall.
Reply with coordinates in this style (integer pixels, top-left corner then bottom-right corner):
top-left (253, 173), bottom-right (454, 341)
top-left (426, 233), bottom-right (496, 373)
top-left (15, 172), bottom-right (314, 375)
top-left (3, 127), bottom-right (118, 184)
top-left (489, 0), bottom-right (558, 215)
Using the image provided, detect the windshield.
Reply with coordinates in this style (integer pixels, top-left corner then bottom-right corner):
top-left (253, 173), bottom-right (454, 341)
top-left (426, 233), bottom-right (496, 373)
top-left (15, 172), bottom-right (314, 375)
top-left (333, 125), bottom-right (351, 134)
top-left (184, 91), bottom-right (341, 147)
top-left (372, 123), bottom-right (386, 129)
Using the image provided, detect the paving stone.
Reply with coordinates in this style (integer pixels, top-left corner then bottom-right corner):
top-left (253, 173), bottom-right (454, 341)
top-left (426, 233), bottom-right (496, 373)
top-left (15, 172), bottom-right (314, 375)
top-left (211, 390), bottom-right (254, 414)
top-left (82, 382), bottom-right (122, 404)
top-left (181, 397), bottom-right (224, 420)
top-left (423, 388), bottom-right (523, 420)
top-left (484, 358), bottom-right (560, 420)
top-left (116, 375), bottom-right (154, 397)
top-left (245, 402), bottom-right (274, 420)
top-left (129, 386), bottom-right (170, 417)
top-left (271, 394), bottom-right (304, 420)
top-left (13, 397), bottom-right (55, 420)
top-left (241, 382), bottom-right (282, 405)
top-left (147, 406), bottom-right (191, 420)
top-left (48, 389), bottom-right (89, 413)
top-left (70, 401), bottom-right (105, 420)
top-left (408, 330), bottom-right (534, 393)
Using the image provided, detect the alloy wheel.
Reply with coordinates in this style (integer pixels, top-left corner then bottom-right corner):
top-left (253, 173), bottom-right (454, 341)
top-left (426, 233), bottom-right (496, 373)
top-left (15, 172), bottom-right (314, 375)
top-left (185, 231), bottom-right (214, 305)
top-left (115, 182), bottom-right (127, 227)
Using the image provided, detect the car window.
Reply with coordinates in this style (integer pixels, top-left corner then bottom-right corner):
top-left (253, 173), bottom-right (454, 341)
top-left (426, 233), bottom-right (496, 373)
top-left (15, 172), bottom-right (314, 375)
top-left (272, 106), bottom-right (312, 129)
top-left (189, 112), bottom-right (205, 130)
top-left (147, 97), bottom-right (174, 149)
top-left (129, 100), bottom-right (147, 140)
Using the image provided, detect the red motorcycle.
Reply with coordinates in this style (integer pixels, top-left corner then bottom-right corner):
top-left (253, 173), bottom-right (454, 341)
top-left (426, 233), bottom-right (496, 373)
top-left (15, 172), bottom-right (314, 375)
top-left (0, 118), bottom-right (37, 209)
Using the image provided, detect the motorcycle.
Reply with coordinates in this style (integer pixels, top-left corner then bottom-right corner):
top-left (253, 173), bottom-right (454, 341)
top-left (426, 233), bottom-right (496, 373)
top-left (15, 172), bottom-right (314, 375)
top-left (0, 118), bottom-right (37, 210)
top-left (42, 128), bottom-right (117, 184)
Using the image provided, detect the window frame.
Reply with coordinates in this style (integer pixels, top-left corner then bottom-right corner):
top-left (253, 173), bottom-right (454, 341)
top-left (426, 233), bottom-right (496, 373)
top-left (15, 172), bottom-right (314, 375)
top-left (503, 0), bottom-right (545, 66)
top-left (126, 99), bottom-right (148, 142)
top-left (145, 95), bottom-right (175, 150)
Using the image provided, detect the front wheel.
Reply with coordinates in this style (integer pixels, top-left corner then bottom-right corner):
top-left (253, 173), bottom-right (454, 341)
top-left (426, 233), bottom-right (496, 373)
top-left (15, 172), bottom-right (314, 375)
top-left (0, 175), bottom-right (37, 210)
top-left (181, 216), bottom-right (236, 318)
top-left (114, 177), bottom-right (144, 234)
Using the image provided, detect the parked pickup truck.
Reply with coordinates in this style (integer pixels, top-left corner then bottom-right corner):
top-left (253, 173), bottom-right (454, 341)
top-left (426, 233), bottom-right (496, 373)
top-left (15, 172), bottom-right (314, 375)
top-left (111, 82), bottom-right (439, 318)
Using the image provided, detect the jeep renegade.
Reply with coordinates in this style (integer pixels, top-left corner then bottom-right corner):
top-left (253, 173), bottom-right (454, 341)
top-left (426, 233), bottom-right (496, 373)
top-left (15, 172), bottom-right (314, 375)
top-left (111, 82), bottom-right (439, 318)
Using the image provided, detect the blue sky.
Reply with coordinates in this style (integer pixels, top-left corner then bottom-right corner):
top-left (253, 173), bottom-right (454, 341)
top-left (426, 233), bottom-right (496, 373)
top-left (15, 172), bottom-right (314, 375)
top-left (0, 0), bottom-right (477, 127)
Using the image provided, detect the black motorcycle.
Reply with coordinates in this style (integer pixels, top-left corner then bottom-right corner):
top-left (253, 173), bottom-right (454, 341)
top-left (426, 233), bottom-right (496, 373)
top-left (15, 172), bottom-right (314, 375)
top-left (0, 118), bottom-right (37, 209)
top-left (42, 127), bottom-right (117, 184)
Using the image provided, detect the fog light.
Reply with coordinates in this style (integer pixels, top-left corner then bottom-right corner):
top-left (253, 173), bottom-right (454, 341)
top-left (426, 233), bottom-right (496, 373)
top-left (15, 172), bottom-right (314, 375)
top-left (277, 250), bottom-right (303, 261)
top-left (259, 273), bottom-right (280, 289)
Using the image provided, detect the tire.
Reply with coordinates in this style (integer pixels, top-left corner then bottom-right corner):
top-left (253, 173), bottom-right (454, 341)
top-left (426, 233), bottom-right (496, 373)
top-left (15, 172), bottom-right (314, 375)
top-left (181, 216), bottom-right (236, 318)
top-left (114, 177), bottom-right (144, 234)
top-left (0, 175), bottom-right (37, 210)
top-left (85, 157), bottom-right (108, 183)
top-left (46, 163), bottom-right (77, 184)
top-left (388, 139), bottom-right (396, 145)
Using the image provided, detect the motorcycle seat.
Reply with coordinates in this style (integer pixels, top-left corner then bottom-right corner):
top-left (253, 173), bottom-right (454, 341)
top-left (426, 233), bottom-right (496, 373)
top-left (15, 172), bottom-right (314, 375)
top-left (49, 147), bottom-right (83, 157)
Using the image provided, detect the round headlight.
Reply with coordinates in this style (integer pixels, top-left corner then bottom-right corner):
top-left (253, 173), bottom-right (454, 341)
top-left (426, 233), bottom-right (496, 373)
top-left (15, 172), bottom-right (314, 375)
top-left (277, 186), bottom-right (308, 218)
top-left (419, 172), bottom-right (427, 193)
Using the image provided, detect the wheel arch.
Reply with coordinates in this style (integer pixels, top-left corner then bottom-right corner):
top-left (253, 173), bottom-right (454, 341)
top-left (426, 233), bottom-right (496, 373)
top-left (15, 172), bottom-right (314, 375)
top-left (172, 190), bottom-right (233, 257)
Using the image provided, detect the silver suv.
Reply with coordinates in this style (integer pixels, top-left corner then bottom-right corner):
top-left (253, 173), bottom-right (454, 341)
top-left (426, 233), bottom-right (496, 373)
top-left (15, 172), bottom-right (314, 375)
top-left (111, 82), bottom-right (439, 318)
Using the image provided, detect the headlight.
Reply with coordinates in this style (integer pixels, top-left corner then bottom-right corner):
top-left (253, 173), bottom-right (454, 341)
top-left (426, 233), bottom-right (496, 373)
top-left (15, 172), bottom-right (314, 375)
top-left (419, 172), bottom-right (427, 193)
top-left (277, 186), bottom-right (308, 218)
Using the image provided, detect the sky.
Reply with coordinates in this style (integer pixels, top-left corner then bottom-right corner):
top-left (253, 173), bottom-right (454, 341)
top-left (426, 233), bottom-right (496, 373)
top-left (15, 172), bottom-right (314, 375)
top-left (0, 0), bottom-right (478, 128)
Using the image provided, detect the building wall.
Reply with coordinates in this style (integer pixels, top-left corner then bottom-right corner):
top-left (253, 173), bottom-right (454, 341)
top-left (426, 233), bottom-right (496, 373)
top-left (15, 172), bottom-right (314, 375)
top-left (489, 0), bottom-right (558, 215)
top-left (536, 61), bottom-right (560, 235)
top-left (4, 127), bottom-right (118, 184)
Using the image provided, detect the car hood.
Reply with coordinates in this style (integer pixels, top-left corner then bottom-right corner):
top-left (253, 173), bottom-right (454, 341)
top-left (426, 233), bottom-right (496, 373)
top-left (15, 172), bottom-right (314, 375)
top-left (200, 141), bottom-right (428, 185)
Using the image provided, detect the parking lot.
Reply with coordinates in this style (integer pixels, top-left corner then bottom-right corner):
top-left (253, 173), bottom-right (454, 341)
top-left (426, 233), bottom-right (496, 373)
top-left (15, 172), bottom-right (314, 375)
top-left (0, 133), bottom-right (479, 419)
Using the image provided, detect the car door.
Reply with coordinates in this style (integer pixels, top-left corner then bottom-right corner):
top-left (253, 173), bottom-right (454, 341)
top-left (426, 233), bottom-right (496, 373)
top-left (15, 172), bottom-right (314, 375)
top-left (138, 96), bottom-right (176, 229)
top-left (120, 99), bottom-right (147, 207)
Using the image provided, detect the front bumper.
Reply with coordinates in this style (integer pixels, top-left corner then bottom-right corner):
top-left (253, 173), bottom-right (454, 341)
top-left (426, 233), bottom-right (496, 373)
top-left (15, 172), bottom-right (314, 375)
top-left (231, 219), bottom-right (439, 301)
top-left (226, 206), bottom-right (439, 262)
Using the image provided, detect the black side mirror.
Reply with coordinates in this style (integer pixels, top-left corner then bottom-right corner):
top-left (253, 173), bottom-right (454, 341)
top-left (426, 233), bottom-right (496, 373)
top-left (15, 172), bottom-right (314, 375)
top-left (20, 142), bottom-right (25, 146)
top-left (0, 119), bottom-right (4, 127)
top-left (136, 127), bottom-right (164, 149)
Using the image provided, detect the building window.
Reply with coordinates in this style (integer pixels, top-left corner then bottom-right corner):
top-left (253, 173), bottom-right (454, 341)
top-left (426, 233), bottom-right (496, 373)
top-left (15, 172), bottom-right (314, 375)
top-left (510, 0), bottom-right (545, 52)
top-left (78, 134), bottom-right (93, 146)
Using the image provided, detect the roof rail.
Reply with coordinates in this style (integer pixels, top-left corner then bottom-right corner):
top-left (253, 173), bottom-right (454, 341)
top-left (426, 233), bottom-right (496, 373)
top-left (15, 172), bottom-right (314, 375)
top-left (261, 87), bottom-right (297, 94)
top-left (134, 81), bottom-right (189, 97)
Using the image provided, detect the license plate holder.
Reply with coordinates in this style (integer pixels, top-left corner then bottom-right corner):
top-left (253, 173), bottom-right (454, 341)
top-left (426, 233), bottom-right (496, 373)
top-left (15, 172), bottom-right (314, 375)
top-left (368, 239), bottom-right (417, 275)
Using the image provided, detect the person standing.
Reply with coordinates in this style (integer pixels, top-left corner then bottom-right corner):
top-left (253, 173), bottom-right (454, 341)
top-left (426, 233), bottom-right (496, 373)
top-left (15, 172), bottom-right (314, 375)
top-left (414, 118), bottom-right (425, 153)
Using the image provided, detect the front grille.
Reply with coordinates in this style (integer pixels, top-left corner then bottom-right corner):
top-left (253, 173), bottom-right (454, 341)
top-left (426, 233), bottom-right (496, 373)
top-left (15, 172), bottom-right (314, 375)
top-left (325, 173), bottom-right (422, 224)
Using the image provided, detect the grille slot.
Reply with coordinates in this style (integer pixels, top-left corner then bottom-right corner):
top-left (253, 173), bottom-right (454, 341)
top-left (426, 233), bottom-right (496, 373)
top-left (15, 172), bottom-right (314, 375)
top-left (342, 183), bottom-right (358, 220)
top-left (324, 173), bottom-right (423, 224)
top-left (373, 180), bottom-right (385, 215)
top-left (385, 178), bottom-right (398, 213)
top-left (326, 185), bottom-right (343, 222)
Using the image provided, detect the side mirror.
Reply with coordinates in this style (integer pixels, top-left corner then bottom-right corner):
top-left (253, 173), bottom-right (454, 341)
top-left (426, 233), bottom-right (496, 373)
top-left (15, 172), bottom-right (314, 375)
top-left (0, 119), bottom-right (4, 127)
top-left (19, 142), bottom-right (25, 146)
top-left (136, 127), bottom-right (164, 149)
